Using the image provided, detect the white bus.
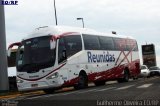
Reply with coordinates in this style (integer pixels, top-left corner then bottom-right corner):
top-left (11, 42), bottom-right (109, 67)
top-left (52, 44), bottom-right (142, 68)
top-left (8, 26), bottom-right (140, 93)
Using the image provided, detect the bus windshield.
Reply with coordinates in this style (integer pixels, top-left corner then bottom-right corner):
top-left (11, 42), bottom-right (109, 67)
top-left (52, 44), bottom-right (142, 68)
top-left (16, 36), bottom-right (56, 73)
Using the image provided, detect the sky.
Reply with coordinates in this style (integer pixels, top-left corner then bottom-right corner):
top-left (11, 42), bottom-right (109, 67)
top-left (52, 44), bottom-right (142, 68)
top-left (4, 0), bottom-right (160, 76)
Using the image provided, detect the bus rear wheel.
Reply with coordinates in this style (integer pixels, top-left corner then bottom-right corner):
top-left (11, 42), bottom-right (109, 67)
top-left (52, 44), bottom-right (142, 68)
top-left (74, 73), bottom-right (88, 90)
top-left (123, 70), bottom-right (129, 82)
top-left (117, 70), bottom-right (130, 83)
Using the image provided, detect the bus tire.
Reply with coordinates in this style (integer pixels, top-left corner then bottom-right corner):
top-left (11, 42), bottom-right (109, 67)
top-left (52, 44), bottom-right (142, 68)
top-left (123, 70), bottom-right (129, 82)
top-left (74, 72), bottom-right (88, 90)
top-left (123, 70), bottom-right (130, 82)
top-left (117, 78), bottom-right (123, 83)
top-left (94, 81), bottom-right (106, 86)
top-left (117, 70), bottom-right (130, 83)
top-left (43, 88), bottom-right (55, 94)
top-left (133, 76), bottom-right (138, 80)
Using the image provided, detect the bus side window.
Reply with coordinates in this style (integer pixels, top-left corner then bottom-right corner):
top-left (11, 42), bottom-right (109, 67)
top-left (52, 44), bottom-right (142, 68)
top-left (58, 37), bottom-right (66, 63)
top-left (83, 34), bottom-right (100, 50)
top-left (126, 39), bottom-right (138, 51)
top-left (99, 36), bottom-right (114, 50)
top-left (113, 38), bottom-right (126, 51)
top-left (64, 35), bottom-right (82, 57)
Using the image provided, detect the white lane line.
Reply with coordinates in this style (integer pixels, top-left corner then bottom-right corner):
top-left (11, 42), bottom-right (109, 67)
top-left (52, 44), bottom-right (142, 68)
top-left (115, 85), bottom-right (135, 90)
top-left (137, 84), bottom-right (153, 88)
top-left (96, 87), bottom-right (116, 92)
top-left (77, 89), bottom-right (97, 94)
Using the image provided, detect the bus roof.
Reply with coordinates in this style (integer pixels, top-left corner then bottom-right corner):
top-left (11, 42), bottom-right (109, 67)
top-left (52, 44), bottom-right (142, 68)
top-left (24, 26), bottom-right (134, 40)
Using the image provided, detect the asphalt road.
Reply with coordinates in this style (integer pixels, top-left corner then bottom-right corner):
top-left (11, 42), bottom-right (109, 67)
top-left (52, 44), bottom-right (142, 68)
top-left (1, 77), bottom-right (160, 106)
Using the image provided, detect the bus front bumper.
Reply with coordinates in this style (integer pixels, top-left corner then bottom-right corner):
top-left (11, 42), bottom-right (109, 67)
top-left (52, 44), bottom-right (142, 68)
top-left (17, 78), bottom-right (63, 91)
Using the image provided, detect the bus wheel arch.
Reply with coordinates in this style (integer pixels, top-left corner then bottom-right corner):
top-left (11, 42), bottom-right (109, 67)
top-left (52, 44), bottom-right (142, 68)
top-left (74, 70), bottom-right (88, 89)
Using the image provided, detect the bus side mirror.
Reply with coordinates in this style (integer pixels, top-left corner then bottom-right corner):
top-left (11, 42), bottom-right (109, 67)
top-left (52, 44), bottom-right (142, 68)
top-left (62, 49), bottom-right (67, 60)
top-left (8, 42), bottom-right (21, 57)
top-left (50, 36), bottom-right (56, 49)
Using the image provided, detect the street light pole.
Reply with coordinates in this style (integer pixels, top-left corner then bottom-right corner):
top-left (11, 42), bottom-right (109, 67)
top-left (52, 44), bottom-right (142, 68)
top-left (0, 3), bottom-right (9, 92)
top-left (77, 18), bottom-right (84, 28)
top-left (53, 0), bottom-right (58, 25)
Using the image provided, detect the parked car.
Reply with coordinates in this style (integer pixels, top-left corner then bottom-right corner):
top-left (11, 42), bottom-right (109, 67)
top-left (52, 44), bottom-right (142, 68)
top-left (149, 66), bottom-right (160, 76)
top-left (140, 65), bottom-right (150, 78)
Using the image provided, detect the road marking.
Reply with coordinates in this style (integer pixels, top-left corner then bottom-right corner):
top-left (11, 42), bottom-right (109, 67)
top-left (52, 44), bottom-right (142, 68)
top-left (137, 84), bottom-right (153, 88)
top-left (115, 85), bottom-right (135, 90)
top-left (77, 89), bottom-right (97, 94)
top-left (96, 87), bottom-right (116, 91)
top-left (106, 81), bottom-right (117, 85)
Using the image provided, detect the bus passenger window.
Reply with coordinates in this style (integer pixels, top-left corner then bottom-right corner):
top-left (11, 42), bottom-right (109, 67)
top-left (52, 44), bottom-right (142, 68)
top-left (64, 35), bottom-right (82, 57)
top-left (58, 35), bottom-right (82, 63)
top-left (114, 38), bottom-right (126, 51)
top-left (99, 36), bottom-right (114, 50)
top-left (83, 34), bottom-right (100, 50)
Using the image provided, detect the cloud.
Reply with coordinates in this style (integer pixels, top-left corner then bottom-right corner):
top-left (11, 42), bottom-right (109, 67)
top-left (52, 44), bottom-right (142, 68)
top-left (3, 0), bottom-right (160, 76)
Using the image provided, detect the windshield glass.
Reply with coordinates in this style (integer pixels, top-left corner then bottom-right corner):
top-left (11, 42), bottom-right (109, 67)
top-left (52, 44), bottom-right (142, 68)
top-left (149, 66), bottom-right (160, 70)
top-left (141, 66), bottom-right (146, 70)
top-left (16, 36), bottom-right (56, 73)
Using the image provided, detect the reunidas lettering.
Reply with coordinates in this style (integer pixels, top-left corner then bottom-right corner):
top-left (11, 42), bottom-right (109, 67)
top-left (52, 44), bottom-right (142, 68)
top-left (87, 51), bottom-right (115, 63)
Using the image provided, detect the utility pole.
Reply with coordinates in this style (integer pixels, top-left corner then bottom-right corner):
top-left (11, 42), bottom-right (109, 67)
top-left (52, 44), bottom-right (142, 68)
top-left (77, 18), bottom-right (84, 28)
top-left (0, 2), bottom-right (9, 92)
top-left (53, 0), bottom-right (58, 25)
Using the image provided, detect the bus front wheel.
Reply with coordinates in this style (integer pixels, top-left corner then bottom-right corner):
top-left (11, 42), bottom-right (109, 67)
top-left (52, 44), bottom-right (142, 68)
top-left (74, 72), bottom-right (88, 90)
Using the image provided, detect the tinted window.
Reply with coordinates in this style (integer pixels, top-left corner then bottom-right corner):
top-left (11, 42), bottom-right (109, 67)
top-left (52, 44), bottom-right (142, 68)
top-left (83, 34), bottom-right (100, 50)
top-left (58, 37), bottom-right (66, 63)
top-left (134, 41), bottom-right (138, 51)
top-left (64, 35), bottom-right (82, 57)
top-left (99, 36), bottom-right (114, 50)
top-left (114, 38), bottom-right (126, 51)
top-left (58, 35), bottom-right (82, 63)
top-left (126, 39), bottom-right (138, 51)
top-left (149, 66), bottom-right (160, 70)
top-left (141, 66), bottom-right (146, 69)
top-left (16, 36), bottom-right (56, 72)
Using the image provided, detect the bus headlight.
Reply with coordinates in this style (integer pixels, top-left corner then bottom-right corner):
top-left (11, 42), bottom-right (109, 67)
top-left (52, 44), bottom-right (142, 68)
top-left (17, 79), bottom-right (23, 83)
top-left (46, 72), bottom-right (59, 79)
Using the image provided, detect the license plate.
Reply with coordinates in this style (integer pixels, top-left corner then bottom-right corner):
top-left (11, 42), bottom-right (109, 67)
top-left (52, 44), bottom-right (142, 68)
top-left (31, 84), bottom-right (38, 87)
